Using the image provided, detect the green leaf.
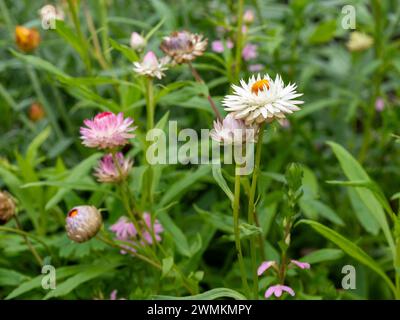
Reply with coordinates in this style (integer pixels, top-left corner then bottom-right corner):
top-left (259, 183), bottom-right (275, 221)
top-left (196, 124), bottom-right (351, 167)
top-left (26, 127), bottom-right (51, 165)
top-left (212, 165), bottom-right (234, 203)
top-left (308, 20), bottom-right (337, 44)
top-left (161, 256), bottom-right (174, 278)
top-left (299, 219), bottom-right (396, 296)
top-left (153, 288), bottom-right (246, 300)
top-left (159, 165), bottom-right (211, 208)
top-left (0, 268), bottom-right (29, 287)
top-left (300, 248), bottom-right (344, 264)
top-left (44, 259), bottom-right (123, 299)
top-left (45, 153), bottom-right (102, 210)
top-left (109, 38), bottom-right (138, 62)
top-left (327, 141), bottom-right (395, 254)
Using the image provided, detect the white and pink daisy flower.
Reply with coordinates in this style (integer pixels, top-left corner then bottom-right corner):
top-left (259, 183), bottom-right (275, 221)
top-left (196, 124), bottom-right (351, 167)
top-left (80, 112), bottom-right (136, 150)
top-left (133, 51), bottom-right (169, 79)
top-left (223, 74), bottom-right (304, 125)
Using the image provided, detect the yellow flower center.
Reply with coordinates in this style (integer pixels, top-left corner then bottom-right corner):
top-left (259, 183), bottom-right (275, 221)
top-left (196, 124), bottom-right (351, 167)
top-left (251, 79), bottom-right (270, 95)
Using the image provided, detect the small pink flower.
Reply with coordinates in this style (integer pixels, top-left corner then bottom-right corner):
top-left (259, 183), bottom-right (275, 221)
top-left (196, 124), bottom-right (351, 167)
top-left (242, 44), bottom-right (258, 61)
top-left (243, 9), bottom-right (255, 24)
top-left (110, 213), bottom-right (164, 254)
top-left (110, 216), bottom-right (137, 241)
top-left (375, 97), bottom-right (385, 112)
top-left (80, 112), bottom-right (136, 150)
top-left (212, 39), bottom-right (233, 53)
top-left (257, 261), bottom-right (276, 276)
top-left (290, 259), bottom-right (311, 270)
top-left (94, 152), bottom-right (133, 183)
top-left (142, 212), bottom-right (164, 244)
top-left (265, 285), bottom-right (295, 299)
top-left (248, 64), bottom-right (264, 72)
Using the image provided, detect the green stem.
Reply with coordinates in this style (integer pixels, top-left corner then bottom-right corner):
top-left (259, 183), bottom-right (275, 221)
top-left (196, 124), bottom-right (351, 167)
top-left (144, 77), bottom-right (155, 207)
top-left (233, 0), bottom-right (245, 83)
top-left (98, 0), bottom-right (111, 64)
top-left (67, 0), bottom-right (92, 72)
top-left (233, 164), bottom-right (250, 296)
top-left (13, 215), bottom-right (44, 266)
top-left (247, 123), bottom-right (266, 299)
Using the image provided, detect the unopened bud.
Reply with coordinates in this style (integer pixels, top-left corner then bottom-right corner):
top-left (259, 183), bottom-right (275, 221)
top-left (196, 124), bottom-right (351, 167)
top-left (66, 206), bottom-right (102, 243)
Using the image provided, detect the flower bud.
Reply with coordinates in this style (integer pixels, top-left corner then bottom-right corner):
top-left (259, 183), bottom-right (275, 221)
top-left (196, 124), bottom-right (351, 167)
top-left (0, 191), bottom-right (16, 225)
top-left (66, 206), bottom-right (102, 243)
top-left (15, 26), bottom-right (40, 53)
top-left (130, 32), bottom-right (146, 50)
top-left (29, 102), bottom-right (45, 122)
top-left (243, 9), bottom-right (255, 24)
top-left (346, 31), bottom-right (373, 52)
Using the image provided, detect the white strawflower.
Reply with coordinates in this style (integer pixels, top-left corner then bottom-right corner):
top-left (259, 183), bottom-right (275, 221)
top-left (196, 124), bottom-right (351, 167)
top-left (211, 114), bottom-right (257, 144)
top-left (222, 74), bottom-right (303, 125)
top-left (133, 51), bottom-right (169, 79)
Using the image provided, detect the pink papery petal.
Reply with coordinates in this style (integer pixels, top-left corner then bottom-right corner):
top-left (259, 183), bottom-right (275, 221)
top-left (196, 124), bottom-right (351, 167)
top-left (257, 261), bottom-right (275, 276)
top-left (291, 259), bottom-right (311, 270)
top-left (264, 285), bottom-right (295, 299)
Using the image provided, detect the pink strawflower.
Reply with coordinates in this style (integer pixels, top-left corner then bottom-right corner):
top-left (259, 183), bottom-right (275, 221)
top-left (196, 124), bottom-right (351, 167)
top-left (290, 259), bottom-right (311, 270)
top-left (248, 64), bottom-right (264, 72)
top-left (375, 97), bottom-right (385, 112)
top-left (110, 213), bottom-right (164, 254)
top-left (94, 152), bottom-right (133, 183)
top-left (110, 216), bottom-right (137, 240)
top-left (257, 261), bottom-right (276, 276)
top-left (211, 39), bottom-right (234, 53)
top-left (265, 285), bottom-right (295, 299)
top-left (142, 212), bottom-right (164, 244)
top-left (242, 44), bottom-right (258, 61)
top-left (80, 112), bottom-right (136, 150)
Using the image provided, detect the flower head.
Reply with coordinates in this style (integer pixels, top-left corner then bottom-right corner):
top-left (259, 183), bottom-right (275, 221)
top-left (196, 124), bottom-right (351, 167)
top-left (29, 102), bottom-right (45, 122)
top-left (142, 212), bottom-right (164, 244)
top-left (130, 32), bottom-right (146, 50)
top-left (110, 216), bottom-right (137, 240)
top-left (94, 153), bottom-right (133, 183)
top-left (160, 31), bottom-right (207, 64)
top-left (39, 4), bottom-right (64, 25)
top-left (211, 113), bottom-right (257, 144)
top-left (0, 191), bottom-right (16, 225)
top-left (290, 259), bottom-right (311, 270)
top-left (15, 26), bottom-right (40, 52)
top-left (346, 31), bottom-right (373, 52)
top-left (243, 9), bottom-right (255, 24)
top-left (248, 64), bottom-right (264, 72)
top-left (80, 112), bottom-right (136, 150)
top-left (212, 39), bottom-right (233, 53)
top-left (265, 285), bottom-right (295, 299)
top-left (257, 261), bottom-right (277, 276)
top-left (242, 44), bottom-right (258, 61)
top-left (223, 74), bottom-right (304, 125)
top-left (66, 206), bottom-right (102, 243)
top-left (375, 97), bottom-right (385, 112)
top-left (110, 213), bottom-right (164, 255)
top-left (133, 51), bottom-right (169, 79)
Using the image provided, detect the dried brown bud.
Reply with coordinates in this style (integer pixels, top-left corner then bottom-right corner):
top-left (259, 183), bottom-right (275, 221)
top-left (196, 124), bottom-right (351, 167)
top-left (0, 191), bottom-right (16, 225)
